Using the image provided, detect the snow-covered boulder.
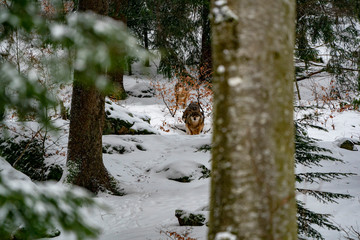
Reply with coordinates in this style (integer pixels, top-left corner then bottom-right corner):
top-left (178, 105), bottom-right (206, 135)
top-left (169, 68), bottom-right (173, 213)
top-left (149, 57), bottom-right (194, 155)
top-left (0, 156), bottom-right (32, 181)
top-left (175, 209), bottom-right (206, 226)
top-left (102, 136), bottom-right (147, 154)
top-left (104, 99), bottom-right (158, 135)
top-left (126, 82), bottom-right (155, 98)
top-left (152, 160), bottom-right (210, 182)
top-left (335, 138), bottom-right (358, 151)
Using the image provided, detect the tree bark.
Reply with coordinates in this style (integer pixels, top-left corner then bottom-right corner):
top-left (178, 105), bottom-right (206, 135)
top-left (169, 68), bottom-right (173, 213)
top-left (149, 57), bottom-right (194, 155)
top-left (109, 0), bottom-right (128, 100)
top-left (143, 25), bottom-right (150, 67)
top-left (78, 0), bottom-right (108, 15)
top-left (209, 0), bottom-right (297, 239)
top-left (66, 0), bottom-right (121, 195)
top-left (199, 0), bottom-right (212, 82)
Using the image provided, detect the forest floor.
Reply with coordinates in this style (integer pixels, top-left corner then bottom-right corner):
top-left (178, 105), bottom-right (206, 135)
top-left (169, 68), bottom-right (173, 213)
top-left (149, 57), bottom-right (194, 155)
top-left (3, 63), bottom-right (360, 240)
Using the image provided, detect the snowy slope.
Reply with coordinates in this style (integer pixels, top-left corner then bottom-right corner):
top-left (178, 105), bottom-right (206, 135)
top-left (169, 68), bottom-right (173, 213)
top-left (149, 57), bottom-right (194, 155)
top-left (2, 61), bottom-right (359, 240)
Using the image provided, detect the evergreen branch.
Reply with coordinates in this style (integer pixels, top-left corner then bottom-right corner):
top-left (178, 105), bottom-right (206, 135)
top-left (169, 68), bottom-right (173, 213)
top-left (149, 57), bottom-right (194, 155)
top-left (297, 201), bottom-right (339, 240)
top-left (297, 188), bottom-right (353, 204)
top-left (295, 150), bottom-right (342, 166)
top-left (296, 172), bottom-right (355, 184)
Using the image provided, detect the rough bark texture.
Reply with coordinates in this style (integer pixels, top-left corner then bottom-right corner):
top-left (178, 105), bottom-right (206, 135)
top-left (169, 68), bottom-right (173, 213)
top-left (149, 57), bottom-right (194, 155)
top-left (209, 0), bottom-right (297, 239)
top-left (67, 81), bottom-right (119, 194)
top-left (78, 0), bottom-right (109, 15)
top-left (109, 66), bottom-right (126, 100)
top-left (143, 26), bottom-right (150, 67)
top-left (199, 0), bottom-right (212, 82)
top-left (67, 0), bottom-right (121, 195)
top-left (109, 0), bottom-right (128, 100)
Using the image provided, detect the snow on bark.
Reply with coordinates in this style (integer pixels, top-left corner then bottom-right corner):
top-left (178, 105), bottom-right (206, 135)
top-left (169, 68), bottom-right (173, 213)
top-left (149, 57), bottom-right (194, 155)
top-left (215, 232), bottom-right (237, 240)
top-left (212, 0), bottom-right (238, 24)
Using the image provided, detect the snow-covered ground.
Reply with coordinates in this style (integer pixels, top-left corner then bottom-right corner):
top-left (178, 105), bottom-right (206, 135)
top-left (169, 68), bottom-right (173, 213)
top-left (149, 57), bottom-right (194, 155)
top-left (2, 62), bottom-right (360, 240)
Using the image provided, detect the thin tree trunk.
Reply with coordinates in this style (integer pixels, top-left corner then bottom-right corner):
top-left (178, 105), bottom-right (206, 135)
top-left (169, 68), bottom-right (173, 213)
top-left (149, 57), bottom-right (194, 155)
top-left (109, 65), bottom-right (126, 100)
top-left (109, 0), bottom-right (128, 100)
top-left (66, 0), bottom-right (121, 195)
top-left (78, 0), bottom-right (108, 14)
top-left (357, 51), bottom-right (360, 91)
top-left (143, 25), bottom-right (150, 67)
top-left (199, 0), bottom-right (212, 82)
top-left (209, 0), bottom-right (297, 239)
top-left (295, 79), bottom-right (301, 100)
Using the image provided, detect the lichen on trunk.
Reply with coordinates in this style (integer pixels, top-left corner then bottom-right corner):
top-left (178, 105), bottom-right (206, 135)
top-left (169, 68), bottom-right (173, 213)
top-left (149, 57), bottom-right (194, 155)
top-left (209, 0), bottom-right (297, 239)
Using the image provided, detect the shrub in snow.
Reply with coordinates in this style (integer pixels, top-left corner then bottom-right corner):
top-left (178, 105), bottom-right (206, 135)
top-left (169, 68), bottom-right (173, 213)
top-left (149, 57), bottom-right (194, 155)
top-left (0, 158), bottom-right (100, 240)
top-left (0, 137), bottom-right (63, 181)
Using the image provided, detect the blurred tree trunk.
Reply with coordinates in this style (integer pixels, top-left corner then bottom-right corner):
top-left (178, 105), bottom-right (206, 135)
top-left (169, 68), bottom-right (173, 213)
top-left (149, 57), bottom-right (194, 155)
top-left (143, 25), bottom-right (150, 67)
top-left (66, 0), bottom-right (121, 195)
top-left (109, 0), bottom-right (128, 100)
top-left (154, 0), bottom-right (169, 77)
top-left (208, 0), bottom-right (297, 239)
top-left (199, 0), bottom-right (212, 82)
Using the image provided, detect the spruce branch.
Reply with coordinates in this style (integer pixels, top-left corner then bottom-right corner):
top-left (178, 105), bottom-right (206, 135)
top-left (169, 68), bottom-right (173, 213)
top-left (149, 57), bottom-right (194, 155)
top-left (296, 172), bottom-right (355, 184)
top-left (297, 188), bottom-right (353, 204)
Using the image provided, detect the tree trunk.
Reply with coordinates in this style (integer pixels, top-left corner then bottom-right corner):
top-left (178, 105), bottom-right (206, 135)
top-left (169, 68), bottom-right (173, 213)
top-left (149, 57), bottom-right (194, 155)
top-left (199, 0), bottom-right (212, 82)
top-left (209, 0), bottom-right (297, 239)
top-left (66, 0), bottom-right (121, 195)
top-left (143, 25), bottom-right (150, 67)
top-left (357, 51), bottom-right (360, 91)
top-left (109, 0), bottom-right (128, 100)
top-left (78, 0), bottom-right (108, 14)
top-left (109, 65), bottom-right (126, 100)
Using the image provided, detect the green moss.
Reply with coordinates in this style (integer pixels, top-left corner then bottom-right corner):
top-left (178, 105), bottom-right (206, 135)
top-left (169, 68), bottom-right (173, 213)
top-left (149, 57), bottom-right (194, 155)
top-left (110, 89), bottom-right (128, 100)
top-left (107, 175), bottom-right (125, 196)
top-left (103, 117), bottom-right (134, 135)
top-left (65, 160), bottom-right (81, 184)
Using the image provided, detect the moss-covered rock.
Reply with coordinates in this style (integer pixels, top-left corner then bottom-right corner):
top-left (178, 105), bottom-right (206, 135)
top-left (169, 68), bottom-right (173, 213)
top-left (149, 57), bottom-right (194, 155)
top-left (175, 209), bottom-right (206, 226)
top-left (340, 140), bottom-right (356, 150)
top-left (336, 138), bottom-right (358, 151)
top-left (103, 100), bottom-right (157, 135)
